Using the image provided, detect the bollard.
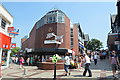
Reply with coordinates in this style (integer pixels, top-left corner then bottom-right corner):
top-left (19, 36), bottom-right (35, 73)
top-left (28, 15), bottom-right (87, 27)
top-left (23, 68), bottom-right (26, 75)
top-left (53, 62), bottom-right (56, 80)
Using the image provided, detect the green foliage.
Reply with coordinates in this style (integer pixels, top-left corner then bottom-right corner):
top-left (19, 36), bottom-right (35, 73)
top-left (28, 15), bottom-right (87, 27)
top-left (85, 38), bottom-right (103, 51)
top-left (10, 47), bottom-right (20, 56)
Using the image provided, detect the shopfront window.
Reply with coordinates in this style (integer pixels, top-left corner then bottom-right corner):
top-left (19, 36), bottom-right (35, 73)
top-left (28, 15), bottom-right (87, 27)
top-left (1, 50), bottom-right (7, 66)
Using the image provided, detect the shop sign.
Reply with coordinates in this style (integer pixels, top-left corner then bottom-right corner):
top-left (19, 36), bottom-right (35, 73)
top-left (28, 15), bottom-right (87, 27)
top-left (44, 40), bottom-right (61, 44)
top-left (8, 27), bottom-right (14, 32)
top-left (0, 32), bottom-right (11, 49)
top-left (11, 43), bottom-right (16, 48)
top-left (114, 41), bottom-right (120, 45)
top-left (44, 33), bottom-right (64, 44)
top-left (46, 33), bottom-right (56, 39)
top-left (8, 27), bottom-right (19, 38)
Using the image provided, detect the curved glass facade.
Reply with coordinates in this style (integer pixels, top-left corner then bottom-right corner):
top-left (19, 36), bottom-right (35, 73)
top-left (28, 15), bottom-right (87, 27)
top-left (36, 9), bottom-right (65, 29)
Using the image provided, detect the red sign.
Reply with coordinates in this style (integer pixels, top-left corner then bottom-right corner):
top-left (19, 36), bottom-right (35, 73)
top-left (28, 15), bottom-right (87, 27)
top-left (8, 27), bottom-right (14, 32)
top-left (0, 32), bottom-right (11, 49)
top-left (11, 43), bottom-right (16, 48)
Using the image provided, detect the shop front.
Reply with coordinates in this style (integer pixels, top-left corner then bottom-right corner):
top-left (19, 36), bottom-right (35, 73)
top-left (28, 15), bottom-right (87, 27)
top-left (0, 32), bottom-right (11, 69)
top-left (107, 33), bottom-right (120, 51)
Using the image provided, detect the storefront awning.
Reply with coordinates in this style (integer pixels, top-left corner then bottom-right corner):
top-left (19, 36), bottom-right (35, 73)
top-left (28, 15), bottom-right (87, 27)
top-left (79, 44), bottom-right (84, 48)
top-left (27, 48), bottom-right (68, 55)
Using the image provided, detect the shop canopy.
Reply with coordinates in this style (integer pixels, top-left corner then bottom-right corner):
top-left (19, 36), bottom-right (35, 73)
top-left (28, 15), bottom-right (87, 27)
top-left (26, 48), bottom-right (69, 55)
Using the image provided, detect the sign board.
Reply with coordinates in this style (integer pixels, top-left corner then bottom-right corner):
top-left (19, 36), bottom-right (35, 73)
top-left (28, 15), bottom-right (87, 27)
top-left (11, 43), bottom-right (16, 48)
top-left (8, 27), bottom-right (14, 32)
top-left (25, 48), bottom-right (32, 53)
top-left (46, 33), bottom-right (56, 39)
top-left (0, 32), bottom-right (11, 49)
top-left (114, 41), bottom-right (120, 45)
top-left (8, 27), bottom-right (19, 38)
top-left (44, 40), bottom-right (61, 44)
top-left (68, 49), bottom-right (73, 53)
top-left (108, 33), bottom-right (120, 36)
top-left (44, 33), bottom-right (64, 45)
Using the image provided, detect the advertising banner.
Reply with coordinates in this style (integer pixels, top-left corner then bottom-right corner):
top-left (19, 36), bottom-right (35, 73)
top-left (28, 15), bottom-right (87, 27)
top-left (11, 43), bottom-right (16, 48)
top-left (0, 32), bottom-right (11, 49)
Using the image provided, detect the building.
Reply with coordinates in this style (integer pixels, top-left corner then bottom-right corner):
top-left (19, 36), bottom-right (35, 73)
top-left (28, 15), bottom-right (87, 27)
top-left (107, 1), bottom-right (120, 51)
top-left (84, 34), bottom-right (90, 47)
top-left (0, 4), bottom-right (13, 69)
top-left (21, 9), bottom-right (86, 59)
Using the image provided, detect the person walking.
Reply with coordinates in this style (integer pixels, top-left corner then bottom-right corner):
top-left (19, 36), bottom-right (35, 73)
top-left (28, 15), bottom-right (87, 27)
top-left (27, 57), bottom-right (30, 66)
top-left (78, 55), bottom-right (83, 69)
top-left (83, 51), bottom-right (92, 77)
top-left (15, 57), bottom-right (18, 64)
top-left (30, 56), bottom-right (34, 66)
top-left (93, 52), bottom-right (98, 65)
top-left (117, 50), bottom-right (120, 70)
top-left (109, 50), bottom-right (120, 77)
top-left (19, 57), bottom-right (25, 69)
top-left (64, 53), bottom-right (71, 76)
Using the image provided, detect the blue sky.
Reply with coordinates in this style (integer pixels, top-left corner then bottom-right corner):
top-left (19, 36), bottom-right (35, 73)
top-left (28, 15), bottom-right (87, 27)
top-left (2, 2), bottom-right (117, 49)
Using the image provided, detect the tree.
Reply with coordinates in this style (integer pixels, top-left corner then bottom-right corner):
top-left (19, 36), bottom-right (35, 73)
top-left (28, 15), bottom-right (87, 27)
top-left (10, 47), bottom-right (20, 56)
top-left (85, 38), bottom-right (103, 51)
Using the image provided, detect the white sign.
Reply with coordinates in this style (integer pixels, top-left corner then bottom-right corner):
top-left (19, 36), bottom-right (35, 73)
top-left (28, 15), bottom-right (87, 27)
top-left (44, 33), bottom-right (64, 44)
top-left (46, 33), bottom-right (56, 39)
top-left (108, 33), bottom-right (120, 36)
top-left (25, 48), bottom-right (32, 52)
top-left (55, 35), bottom-right (64, 40)
top-left (44, 40), bottom-right (61, 44)
top-left (114, 41), bottom-right (120, 45)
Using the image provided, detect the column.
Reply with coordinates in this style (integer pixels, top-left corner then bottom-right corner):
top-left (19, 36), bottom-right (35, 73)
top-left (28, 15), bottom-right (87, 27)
top-left (0, 48), bottom-right (2, 65)
top-left (6, 50), bottom-right (11, 67)
top-left (0, 17), bottom-right (2, 26)
top-left (0, 48), bottom-right (2, 77)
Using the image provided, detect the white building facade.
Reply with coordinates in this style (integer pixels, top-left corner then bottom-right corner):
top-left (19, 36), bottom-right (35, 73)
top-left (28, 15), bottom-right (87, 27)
top-left (0, 4), bottom-right (13, 69)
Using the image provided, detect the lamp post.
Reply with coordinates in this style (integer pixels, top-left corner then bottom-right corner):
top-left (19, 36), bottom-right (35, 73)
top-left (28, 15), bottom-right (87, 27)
top-left (44, 33), bottom-right (63, 80)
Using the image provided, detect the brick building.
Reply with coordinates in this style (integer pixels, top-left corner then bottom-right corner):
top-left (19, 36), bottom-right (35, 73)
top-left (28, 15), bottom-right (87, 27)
top-left (21, 9), bottom-right (87, 58)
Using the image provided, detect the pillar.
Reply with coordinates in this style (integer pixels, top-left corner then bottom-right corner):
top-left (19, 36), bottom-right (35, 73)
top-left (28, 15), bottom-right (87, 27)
top-left (6, 50), bottom-right (11, 67)
top-left (0, 48), bottom-right (2, 77)
top-left (0, 48), bottom-right (2, 65)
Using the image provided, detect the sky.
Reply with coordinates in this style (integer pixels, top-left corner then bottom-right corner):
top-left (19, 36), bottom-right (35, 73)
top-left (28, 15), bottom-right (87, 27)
top-left (2, 2), bottom-right (117, 49)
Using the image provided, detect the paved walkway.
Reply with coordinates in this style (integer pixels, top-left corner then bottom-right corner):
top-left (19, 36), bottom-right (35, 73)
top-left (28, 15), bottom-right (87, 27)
top-left (1, 59), bottom-right (120, 80)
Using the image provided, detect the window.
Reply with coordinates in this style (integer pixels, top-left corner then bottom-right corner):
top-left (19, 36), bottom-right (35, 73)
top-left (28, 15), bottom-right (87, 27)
top-left (49, 17), bottom-right (52, 23)
top-left (70, 34), bottom-right (73, 37)
top-left (58, 16), bottom-right (62, 22)
top-left (71, 38), bottom-right (73, 45)
top-left (53, 17), bottom-right (56, 22)
top-left (1, 19), bottom-right (6, 29)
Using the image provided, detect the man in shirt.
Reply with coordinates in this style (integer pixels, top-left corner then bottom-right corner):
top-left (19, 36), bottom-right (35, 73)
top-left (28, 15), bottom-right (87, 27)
top-left (83, 51), bottom-right (92, 77)
top-left (109, 50), bottom-right (120, 77)
top-left (64, 53), bottom-right (70, 76)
